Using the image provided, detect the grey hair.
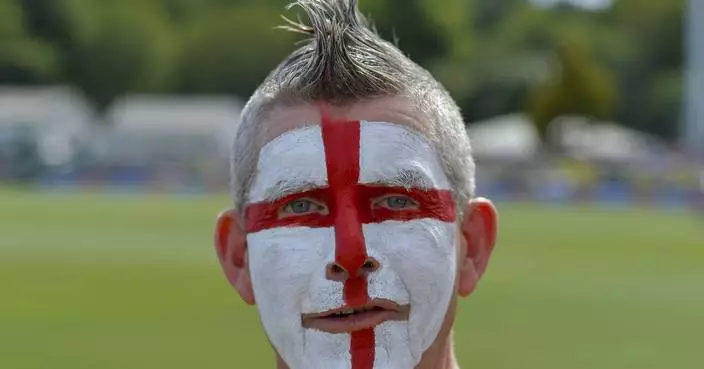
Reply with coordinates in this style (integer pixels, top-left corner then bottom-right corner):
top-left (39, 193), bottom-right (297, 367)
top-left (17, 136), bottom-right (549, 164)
top-left (231, 0), bottom-right (475, 216)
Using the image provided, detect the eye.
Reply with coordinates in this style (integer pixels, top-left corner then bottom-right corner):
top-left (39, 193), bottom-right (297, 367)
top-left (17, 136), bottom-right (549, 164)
top-left (374, 195), bottom-right (419, 210)
top-left (280, 198), bottom-right (327, 217)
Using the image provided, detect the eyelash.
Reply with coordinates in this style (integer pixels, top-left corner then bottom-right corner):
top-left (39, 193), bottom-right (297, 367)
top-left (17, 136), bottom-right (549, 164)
top-left (372, 195), bottom-right (419, 210)
top-left (280, 198), bottom-right (327, 215)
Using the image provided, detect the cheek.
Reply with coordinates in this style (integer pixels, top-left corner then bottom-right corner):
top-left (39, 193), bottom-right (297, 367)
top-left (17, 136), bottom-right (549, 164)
top-left (364, 219), bottom-right (457, 299)
top-left (363, 219), bottom-right (457, 352)
top-left (247, 227), bottom-right (335, 313)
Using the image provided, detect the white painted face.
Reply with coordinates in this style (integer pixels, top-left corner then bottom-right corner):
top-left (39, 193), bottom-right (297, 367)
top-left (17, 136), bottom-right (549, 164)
top-left (244, 121), bottom-right (457, 369)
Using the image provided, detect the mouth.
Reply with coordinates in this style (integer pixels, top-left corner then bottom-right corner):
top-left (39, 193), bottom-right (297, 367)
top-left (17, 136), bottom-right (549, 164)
top-left (301, 298), bottom-right (410, 334)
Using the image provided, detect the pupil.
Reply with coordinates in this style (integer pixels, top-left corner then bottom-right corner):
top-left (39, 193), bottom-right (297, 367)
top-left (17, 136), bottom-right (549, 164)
top-left (292, 200), bottom-right (310, 213)
top-left (389, 197), bottom-right (407, 208)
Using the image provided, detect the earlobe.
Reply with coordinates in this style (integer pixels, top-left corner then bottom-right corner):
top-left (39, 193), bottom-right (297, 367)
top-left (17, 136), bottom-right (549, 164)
top-left (457, 197), bottom-right (498, 297)
top-left (214, 209), bottom-right (256, 305)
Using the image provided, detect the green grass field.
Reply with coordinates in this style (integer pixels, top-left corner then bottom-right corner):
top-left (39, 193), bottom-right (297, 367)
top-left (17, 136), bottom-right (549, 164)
top-left (1, 188), bottom-right (702, 369)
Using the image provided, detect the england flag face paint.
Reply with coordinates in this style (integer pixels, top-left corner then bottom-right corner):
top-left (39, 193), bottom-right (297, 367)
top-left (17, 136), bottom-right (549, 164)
top-left (244, 117), bottom-right (457, 369)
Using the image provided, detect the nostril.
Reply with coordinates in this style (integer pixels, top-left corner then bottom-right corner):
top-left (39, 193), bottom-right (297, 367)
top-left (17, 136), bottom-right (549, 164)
top-left (331, 263), bottom-right (345, 274)
top-left (361, 257), bottom-right (380, 272)
top-left (325, 262), bottom-right (349, 281)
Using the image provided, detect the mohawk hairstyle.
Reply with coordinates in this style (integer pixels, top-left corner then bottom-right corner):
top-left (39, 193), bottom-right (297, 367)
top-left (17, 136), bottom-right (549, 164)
top-left (232, 0), bottom-right (475, 216)
top-left (273, 0), bottom-right (407, 102)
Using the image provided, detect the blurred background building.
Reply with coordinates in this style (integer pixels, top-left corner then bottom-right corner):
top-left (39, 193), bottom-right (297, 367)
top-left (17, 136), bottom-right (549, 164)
top-left (88, 94), bottom-right (240, 191)
top-left (0, 85), bottom-right (95, 182)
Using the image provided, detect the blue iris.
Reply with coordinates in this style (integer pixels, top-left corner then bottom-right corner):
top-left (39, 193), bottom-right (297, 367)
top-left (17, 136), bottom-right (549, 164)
top-left (289, 199), bottom-right (312, 213)
top-left (386, 196), bottom-right (410, 209)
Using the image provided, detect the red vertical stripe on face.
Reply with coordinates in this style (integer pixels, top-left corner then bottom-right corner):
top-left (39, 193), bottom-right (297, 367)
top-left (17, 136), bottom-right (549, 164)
top-left (244, 185), bottom-right (455, 232)
top-left (320, 115), bottom-right (374, 369)
top-left (351, 329), bottom-right (375, 369)
top-left (320, 116), bottom-right (368, 303)
top-left (322, 116), bottom-right (361, 188)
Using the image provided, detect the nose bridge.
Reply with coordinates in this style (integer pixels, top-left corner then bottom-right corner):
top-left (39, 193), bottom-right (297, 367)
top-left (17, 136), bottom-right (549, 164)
top-left (332, 186), bottom-right (367, 276)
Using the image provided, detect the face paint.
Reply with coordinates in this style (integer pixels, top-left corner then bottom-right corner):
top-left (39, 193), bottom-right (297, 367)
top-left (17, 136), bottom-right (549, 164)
top-left (245, 119), bottom-right (457, 369)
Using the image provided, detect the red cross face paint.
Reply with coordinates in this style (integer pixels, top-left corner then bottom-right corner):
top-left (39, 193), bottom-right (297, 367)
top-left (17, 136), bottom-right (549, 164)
top-left (245, 119), bottom-right (457, 369)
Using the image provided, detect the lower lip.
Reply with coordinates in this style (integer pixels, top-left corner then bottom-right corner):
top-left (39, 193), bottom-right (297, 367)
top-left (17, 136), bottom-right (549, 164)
top-left (302, 309), bottom-right (406, 334)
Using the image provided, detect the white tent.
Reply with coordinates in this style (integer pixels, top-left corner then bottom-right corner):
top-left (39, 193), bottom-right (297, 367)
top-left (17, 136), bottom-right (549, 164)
top-left (550, 116), bottom-right (666, 163)
top-left (467, 113), bottom-right (541, 160)
top-left (0, 85), bottom-right (95, 167)
top-left (95, 94), bottom-right (242, 165)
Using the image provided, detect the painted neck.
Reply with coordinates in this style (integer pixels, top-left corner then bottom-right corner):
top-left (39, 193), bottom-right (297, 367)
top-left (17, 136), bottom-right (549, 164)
top-left (274, 330), bottom-right (460, 369)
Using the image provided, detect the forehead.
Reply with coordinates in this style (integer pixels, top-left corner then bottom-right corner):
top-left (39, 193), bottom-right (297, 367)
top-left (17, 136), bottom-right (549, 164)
top-left (247, 120), bottom-right (450, 203)
top-left (257, 96), bottom-right (428, 143)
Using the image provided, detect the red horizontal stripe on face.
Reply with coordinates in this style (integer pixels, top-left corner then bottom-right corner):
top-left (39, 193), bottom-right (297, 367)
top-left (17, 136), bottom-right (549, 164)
top-left (244, 185), bottom-right (455, 233)
top-left (244, 188), bottom-right (333, 233)
top-left (359, 185), bottom-right (456, 224)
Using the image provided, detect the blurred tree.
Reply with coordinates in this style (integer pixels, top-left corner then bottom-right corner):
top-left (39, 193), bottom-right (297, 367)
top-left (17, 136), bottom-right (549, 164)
top-left (527, 40), bottom-right (618, 144)
top-left (0, 0), bottom-right (57, 83)
top-left (56, 0), bottom-right (177, 109)
top-left (416, 0), bottom-right (475, 99)
top-left (359, 0), bottom-right (449, 67)
top-left (607, 0), bottom-right (684, 141)
top-left (474, 0), bottom-right (526, 32)
top-left (176, 3), bottom-right (297, 96)
top-left (17, 0), bottom-right (81, 86)
top-left (458, 2), bottom-right (555, 123)
top-left (17, 0), bottom-right (72, 46)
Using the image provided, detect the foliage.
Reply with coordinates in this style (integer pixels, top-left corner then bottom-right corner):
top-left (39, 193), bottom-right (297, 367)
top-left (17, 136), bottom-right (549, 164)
top-left (176, 3), bottom-right (297, 97)
top-left (0, 0), bottom-right (57, 82)
top-left (527, 40), bottom-right (618, 142)
top-left (0, 0), bottom-right (688, 141)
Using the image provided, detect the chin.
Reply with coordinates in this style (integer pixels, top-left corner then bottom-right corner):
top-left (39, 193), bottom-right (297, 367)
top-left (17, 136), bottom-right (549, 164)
top-left (297, 321), bottom-right (417, 369)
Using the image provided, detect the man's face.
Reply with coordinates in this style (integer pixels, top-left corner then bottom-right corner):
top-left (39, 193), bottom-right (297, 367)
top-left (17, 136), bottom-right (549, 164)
top-left (216, 97), bottom-right (497, 369)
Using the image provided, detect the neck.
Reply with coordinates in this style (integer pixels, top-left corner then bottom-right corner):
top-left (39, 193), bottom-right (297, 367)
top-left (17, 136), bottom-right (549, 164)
top-left (274, 330), bottom-right (459, 369)
top-left (415, 328), bottom-right (458, 369)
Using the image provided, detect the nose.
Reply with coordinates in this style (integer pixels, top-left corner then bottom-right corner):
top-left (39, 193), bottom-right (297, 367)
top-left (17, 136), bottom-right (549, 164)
top-left (325, 257), bottom-right (381, 282)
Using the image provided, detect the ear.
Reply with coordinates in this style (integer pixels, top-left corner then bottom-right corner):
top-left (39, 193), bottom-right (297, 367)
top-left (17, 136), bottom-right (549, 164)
top-left (214, 209), bottom-right (255, 305)
top-left (458, 197), bottom-right (498, 297)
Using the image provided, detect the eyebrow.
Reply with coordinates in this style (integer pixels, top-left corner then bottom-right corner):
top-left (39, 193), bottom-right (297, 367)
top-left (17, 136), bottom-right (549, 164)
top-left (367, 168), bottom-right (433, 190)
top-left (256, 168), bottom-right (435, 204)
top-left (260, 179), bottom-right (323, 202)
